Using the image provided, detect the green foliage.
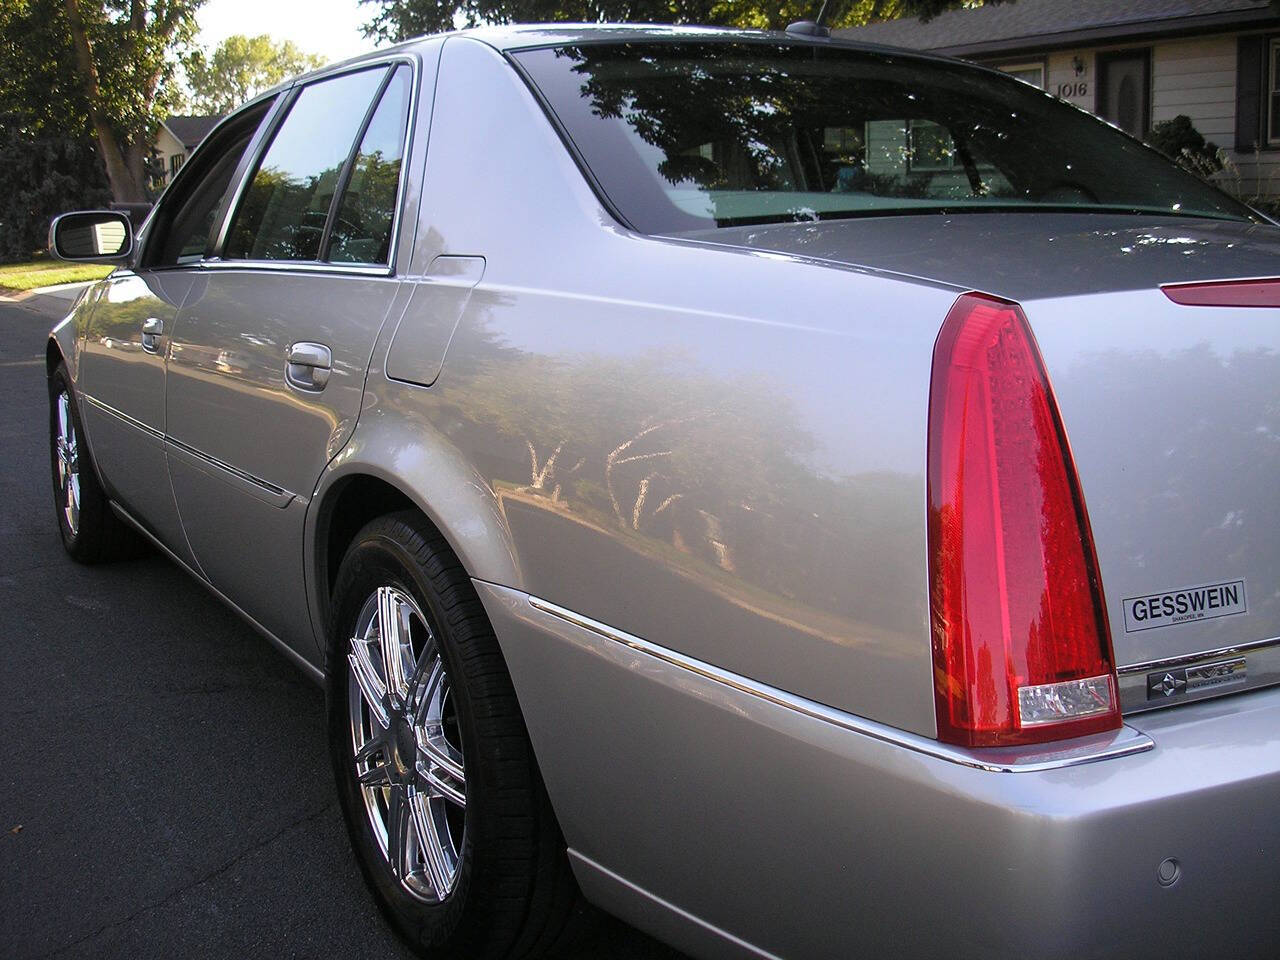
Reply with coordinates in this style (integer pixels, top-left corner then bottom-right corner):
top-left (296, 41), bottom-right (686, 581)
top-left (183, 34), bottom-right (325, 115)
top-left (1144, 114), bottom-right (1224, 178)
top-left (0, 120), bottom-right (110, 262)
top-left (0, 0), bottom-right (203, 203)
top-left (359, 0), bottom-right (1005, 42)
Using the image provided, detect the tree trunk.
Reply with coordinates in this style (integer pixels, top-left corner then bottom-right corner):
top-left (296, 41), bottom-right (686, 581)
top-left (63, 0), bottom-right (148, 202)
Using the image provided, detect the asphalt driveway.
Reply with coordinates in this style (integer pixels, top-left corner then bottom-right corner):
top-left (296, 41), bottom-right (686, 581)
top-left (0, 289), bottom-right (686, 960)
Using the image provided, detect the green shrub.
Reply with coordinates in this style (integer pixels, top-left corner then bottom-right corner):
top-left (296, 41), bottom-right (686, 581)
top-left (0, 121), bottom-right (110, 263)
top-left (1145, 115), bottom-right (1223, 177)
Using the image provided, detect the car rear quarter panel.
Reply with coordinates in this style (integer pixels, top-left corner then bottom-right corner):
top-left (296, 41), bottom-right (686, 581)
top-left (324, 35), bottom-right (964, 741)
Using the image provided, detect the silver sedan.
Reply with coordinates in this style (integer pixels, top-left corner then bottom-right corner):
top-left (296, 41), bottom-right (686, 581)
top-left (45, 24), bottom-right (1280, 960)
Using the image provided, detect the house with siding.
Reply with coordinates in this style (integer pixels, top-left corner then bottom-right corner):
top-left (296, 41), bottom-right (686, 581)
top-left (836, 0), bottom-right (1280, 198)
top-left (153, 115), bottom-right (221, 190)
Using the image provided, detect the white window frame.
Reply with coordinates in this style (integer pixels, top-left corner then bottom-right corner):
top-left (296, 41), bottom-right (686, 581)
top-left (997, 61), bottom-right (1046, 89)
top-left (1268, 38), bottom-right (1280, 144)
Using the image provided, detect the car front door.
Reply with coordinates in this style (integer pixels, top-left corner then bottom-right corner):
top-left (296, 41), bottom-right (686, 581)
top-left (164, 59), bottom-right (422, 661)
top-left (75, 102), bottom-right (276, 567)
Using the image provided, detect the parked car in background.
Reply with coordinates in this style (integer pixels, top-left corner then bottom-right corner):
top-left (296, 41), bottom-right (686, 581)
top-left (45, 24), bottom-right (1280, 960)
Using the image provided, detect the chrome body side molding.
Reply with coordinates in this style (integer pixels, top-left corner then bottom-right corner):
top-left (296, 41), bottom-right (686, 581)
top-left (165, 436), bottom-right (294, 508)
top-left (525, 594), bottom-right (1153, 774)
top-left (81, 392), bottom-right (164, 441)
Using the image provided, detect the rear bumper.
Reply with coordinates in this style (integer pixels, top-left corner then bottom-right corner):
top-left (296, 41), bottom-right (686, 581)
top-left (478, 581), bottom-right (1280, 960)
top-left (937, 691), bottom-right (1280, 960)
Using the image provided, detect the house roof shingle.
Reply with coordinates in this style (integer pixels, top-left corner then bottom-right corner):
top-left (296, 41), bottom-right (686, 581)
top-left (835, 0), bottom-right (1278, 57)
top-left (163, 115), bottom-right (222, 149)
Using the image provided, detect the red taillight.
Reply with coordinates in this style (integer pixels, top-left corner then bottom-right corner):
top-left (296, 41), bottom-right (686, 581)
top-left (1162, 277), bottom-right (1280, 307)
top-left (927, 292), bottom-right (1120, 747)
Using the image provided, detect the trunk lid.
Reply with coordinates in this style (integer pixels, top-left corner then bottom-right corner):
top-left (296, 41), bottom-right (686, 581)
top-left (676, 213), bottom-right (1280, 712)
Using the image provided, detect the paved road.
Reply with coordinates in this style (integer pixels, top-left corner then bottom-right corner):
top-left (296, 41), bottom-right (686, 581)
top-left (0, 291), bottom-right (687, 960)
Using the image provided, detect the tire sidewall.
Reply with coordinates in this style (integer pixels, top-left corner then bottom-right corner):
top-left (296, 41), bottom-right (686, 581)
top-left (327, 524), bottom-right (481, 953)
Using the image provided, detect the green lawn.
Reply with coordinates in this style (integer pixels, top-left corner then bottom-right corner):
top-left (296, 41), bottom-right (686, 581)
top-left (0, 259), bottom-right (112, 293)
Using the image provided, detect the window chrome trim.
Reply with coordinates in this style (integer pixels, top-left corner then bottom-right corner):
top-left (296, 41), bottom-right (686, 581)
top-left (1270, 37), bottom-right (1280, 146)
top-left (208, 89), bottom-right (298, 262)
top-left (198, 259), bottom-right (394, 278)
top-left (524, 595), bottom-right (1154, 774)
top-left (209, 52), bottom-right (421, 274)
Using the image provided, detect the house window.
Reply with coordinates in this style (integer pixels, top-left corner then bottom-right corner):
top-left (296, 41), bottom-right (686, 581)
top-left (1269, 39), bottom-right (1280, 143)
top-left (998, 62), bottom-right (1045, 89)
top-left (170, 153), bottom-right (185, 176)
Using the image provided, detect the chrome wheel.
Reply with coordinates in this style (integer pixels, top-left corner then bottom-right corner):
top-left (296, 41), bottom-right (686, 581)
top-left (347, 585), bottom-right (466, 903)
top-left (54, 390), bottom-right (80, 536)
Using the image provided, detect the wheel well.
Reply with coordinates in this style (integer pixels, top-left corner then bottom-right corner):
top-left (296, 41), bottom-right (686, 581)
top-left (318, 475), bottom-right (417, 611)
top-left (46, 338), bottom-right (64, 378)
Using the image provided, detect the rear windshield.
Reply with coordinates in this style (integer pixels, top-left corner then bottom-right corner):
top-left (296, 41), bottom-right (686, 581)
top-left (513, 41), bottom-right (1257, 233)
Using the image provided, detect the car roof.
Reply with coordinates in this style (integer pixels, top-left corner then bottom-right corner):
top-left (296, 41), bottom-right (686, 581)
top-left (246, 22), bottom-right (972, 110)
top-left (322, 21), bottom-right (953, 68)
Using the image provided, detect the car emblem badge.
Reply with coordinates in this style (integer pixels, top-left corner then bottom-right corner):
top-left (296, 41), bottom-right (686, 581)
top-left (1146, 657), bottom-right (1247, 701)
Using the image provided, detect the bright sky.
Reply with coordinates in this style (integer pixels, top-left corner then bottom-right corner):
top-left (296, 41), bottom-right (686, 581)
top-left (197, 0), bottom-right (374, 65)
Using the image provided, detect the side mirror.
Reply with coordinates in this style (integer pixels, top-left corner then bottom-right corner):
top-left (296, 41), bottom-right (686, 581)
top-left (48, 210), bottom-right (134, 262)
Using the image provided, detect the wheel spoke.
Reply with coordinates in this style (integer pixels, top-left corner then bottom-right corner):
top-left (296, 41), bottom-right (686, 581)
top-left (410, 653), bottom-right (445, 716)
top-left (422, 762), bottom-right (466, 807)
top-left (358, 760), bottom-right (394, 788)
top-left (377, 586), bottom-right (414, 705)
top-left (418, 727), bottom-right (465, 784)
top-left (411, 792), bottom-right (453, 896)
top-left (57, 394), bottom-right (71, 446)
top-left (354, 734), bottom-right (385, 766)
top-left (386, 785), bottom-right (415, 880)
top-left (348, 638), bottom-right (389, 728)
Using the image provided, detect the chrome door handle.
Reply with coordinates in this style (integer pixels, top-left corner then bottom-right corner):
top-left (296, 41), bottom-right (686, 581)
top-left (141, 317), bottom-right (163, 354)
top-left (286, 342), bottom-right (332, 391)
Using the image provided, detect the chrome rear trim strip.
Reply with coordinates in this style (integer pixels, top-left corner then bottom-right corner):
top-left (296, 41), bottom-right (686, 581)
top-left (525, 595), bottom-right (1154, 774)
top-left (1117, 636), bottom-right (1280, 713)
top-left (1118, 635), bottom-right (1280, 674)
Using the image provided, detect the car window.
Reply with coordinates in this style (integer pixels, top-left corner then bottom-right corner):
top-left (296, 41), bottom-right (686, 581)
top-left (223, 67), bottom-right (389, 261)
top-left (146, 102), bottom-right (271, 267)
top-left (327, 64), bottom-right (412, 265)
top-left (514, 42), bottom-right (1257, 232)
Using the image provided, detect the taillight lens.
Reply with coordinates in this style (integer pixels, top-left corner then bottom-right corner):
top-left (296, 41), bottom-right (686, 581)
top-left (927, 292), bottom-right (1120, 747)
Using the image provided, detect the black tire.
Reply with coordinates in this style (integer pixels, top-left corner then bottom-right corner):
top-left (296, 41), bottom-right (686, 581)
top-left (327, 510), bottom-right (585, 960)
top-left (48, 363), bottom-right (147, 564)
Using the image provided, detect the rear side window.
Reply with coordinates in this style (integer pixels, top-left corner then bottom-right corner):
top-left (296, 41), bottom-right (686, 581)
top-left (327, 64), bottom-right (413, 264)
top-left (224, 67), bottom-right (388, 261)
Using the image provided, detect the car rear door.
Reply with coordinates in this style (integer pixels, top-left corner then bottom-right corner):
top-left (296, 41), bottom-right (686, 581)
top-left (164, 57), bottom-right (424, 662)
top-left (75, 102), bottom-right (276, 567)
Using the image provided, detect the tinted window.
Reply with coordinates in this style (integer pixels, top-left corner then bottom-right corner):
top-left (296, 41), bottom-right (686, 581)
top-left (327, 65), bottom-right (412, 264)
top-left (148, 103), bottom-right (269, 266)
top-left (514, 43), bottom-right (1256, 232)
top-left (224, 68), bottom-right (387, 260)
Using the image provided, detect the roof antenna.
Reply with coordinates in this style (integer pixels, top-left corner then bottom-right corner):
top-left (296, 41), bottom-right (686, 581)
top-left (786, 0), bottom-right (832, 37)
